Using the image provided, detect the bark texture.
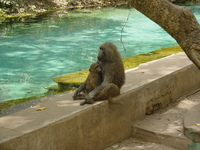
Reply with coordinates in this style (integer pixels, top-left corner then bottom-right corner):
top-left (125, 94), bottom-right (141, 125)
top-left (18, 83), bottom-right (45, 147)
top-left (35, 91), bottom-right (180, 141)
top-left (128, 0), bottom-right (200, 69)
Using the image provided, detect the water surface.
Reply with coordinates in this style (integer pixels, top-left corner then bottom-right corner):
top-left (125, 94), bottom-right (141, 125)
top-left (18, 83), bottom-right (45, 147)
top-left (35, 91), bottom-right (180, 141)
top-left (0, 4), bottom-right (200, 101)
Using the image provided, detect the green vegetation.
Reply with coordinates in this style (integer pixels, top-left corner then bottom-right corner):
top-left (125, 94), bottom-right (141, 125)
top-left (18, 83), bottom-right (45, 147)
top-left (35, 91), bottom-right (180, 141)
top-left (123, 46), bottom-right (183, 70)
top-left (0, 96), bottom-right (37, 113)
top-left (0, 0), bottom-right (117, 22)
top-left (53, 70), bottom-right (89, 85)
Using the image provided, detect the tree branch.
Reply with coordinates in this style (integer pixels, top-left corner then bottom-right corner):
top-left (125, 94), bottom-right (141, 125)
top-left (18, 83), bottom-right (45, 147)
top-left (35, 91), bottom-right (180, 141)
top-left (128, 0), bottom-right (200, 69)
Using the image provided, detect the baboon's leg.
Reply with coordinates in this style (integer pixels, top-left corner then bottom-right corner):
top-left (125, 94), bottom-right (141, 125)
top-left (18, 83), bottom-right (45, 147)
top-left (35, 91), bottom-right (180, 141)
top-left (81, 83), bottom-right (120, 105)
top-left (95, 83), bottom-right (120, 100)
top-left (73, 93), bottom-right (87, 100)
top-left (73, 82), bottom-right (86, 100)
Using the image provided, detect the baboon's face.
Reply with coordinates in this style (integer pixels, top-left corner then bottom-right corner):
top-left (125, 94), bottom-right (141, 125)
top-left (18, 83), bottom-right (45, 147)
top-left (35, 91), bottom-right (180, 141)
top-left (89, 63), bottom-right (101, 73)
top-left (97, 42), bottom-right (117, 62)
top-left (97, 46), bottom-right (106, 61)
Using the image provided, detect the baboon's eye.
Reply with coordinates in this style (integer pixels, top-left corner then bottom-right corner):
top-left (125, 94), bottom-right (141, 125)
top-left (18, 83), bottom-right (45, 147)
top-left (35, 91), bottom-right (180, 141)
top-left (99, 47), bottom-right (104, 50)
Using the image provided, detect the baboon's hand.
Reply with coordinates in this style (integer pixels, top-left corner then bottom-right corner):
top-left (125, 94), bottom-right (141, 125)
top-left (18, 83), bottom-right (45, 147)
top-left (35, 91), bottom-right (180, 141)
top-left (73, 90), bottom-right (80, 100)
top-left (85, 95), bottom-right (94, 104)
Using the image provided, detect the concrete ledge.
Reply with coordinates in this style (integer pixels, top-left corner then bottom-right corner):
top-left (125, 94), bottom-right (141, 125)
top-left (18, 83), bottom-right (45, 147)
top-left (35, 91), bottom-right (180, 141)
top-left (0, 52), bottom-right (200, 150)
top-left (131, 126), bottom-right (190, 150)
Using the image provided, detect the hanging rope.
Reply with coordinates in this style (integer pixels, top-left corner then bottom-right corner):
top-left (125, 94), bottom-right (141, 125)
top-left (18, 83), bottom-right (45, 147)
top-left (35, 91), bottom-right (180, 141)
top-left (120, 8), bottom-right (131, 52)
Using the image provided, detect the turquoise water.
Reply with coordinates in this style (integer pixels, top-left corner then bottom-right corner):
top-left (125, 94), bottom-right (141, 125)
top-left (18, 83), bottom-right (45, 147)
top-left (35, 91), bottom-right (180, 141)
top-left (0, 4), bottom-right (200, 101)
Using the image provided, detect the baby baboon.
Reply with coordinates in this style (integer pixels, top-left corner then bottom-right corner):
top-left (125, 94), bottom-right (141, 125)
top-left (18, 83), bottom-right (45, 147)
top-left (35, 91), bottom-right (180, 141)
top-left (73, 63), bottom-right (102, 103)
top-left (83, 42), bottom-right (125, 104)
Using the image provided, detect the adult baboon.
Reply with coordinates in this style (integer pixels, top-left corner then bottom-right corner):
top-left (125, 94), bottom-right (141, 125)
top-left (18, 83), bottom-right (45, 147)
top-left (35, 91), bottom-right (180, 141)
top-left (83, 42), bottom-right (125, 104)
top-left (73, 63), bottom-right (102, 101)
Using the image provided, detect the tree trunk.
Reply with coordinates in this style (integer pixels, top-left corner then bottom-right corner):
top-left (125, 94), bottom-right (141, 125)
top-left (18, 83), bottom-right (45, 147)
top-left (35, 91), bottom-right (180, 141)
top-left (128, 0), bottom-right (200, 69)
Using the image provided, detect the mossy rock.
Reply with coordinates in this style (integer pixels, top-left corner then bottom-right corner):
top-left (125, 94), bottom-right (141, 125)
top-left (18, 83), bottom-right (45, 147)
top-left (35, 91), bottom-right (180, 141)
top-left (53, 70), bottom-right (89, 84)
top-left (53, 70), bottom-right (89, 91)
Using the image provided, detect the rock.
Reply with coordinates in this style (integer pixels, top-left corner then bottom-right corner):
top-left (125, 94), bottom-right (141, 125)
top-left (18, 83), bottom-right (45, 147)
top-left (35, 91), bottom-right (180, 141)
top-left (53, 70), bottom-right (89, 91)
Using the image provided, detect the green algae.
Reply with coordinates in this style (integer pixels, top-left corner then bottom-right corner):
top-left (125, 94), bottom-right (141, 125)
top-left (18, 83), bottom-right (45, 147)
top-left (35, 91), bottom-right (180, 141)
top-left (188, 143), bottom-right (200, 150)
top-left (53, 70), bottom-right (89, 85)
top-left (0, 96), bottom-right (38, 113)
top-left (0, 46), bottom-right (183, 113)
top-left (123, 46), bottom-right (183, 70)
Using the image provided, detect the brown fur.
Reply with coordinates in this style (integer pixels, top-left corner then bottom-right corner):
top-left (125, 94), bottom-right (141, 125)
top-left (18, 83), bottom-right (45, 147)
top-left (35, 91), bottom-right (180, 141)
top-left (86, 63), bottom-right (102, 93)
top-left (73, 63), bottom-right (102, 101)
top-left (84, 42), bottom-right (125, 104)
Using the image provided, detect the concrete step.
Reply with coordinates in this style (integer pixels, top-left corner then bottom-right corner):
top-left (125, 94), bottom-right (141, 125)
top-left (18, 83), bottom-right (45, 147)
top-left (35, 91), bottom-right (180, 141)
top-left (131, 91), bottom-right (200, 150)
top-left (105, 138), bottom-right (179, 150)
top-left (132, 124), bottom-right (190, 150)
top-left (184, 102), bottom-right (200, 150)
top-left (104, 90), bottom-right (200, 150)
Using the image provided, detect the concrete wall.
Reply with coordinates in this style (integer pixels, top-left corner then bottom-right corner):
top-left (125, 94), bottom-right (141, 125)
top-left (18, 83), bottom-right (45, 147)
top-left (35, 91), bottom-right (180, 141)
top-left (0, 53), bottom-right (200, 150)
